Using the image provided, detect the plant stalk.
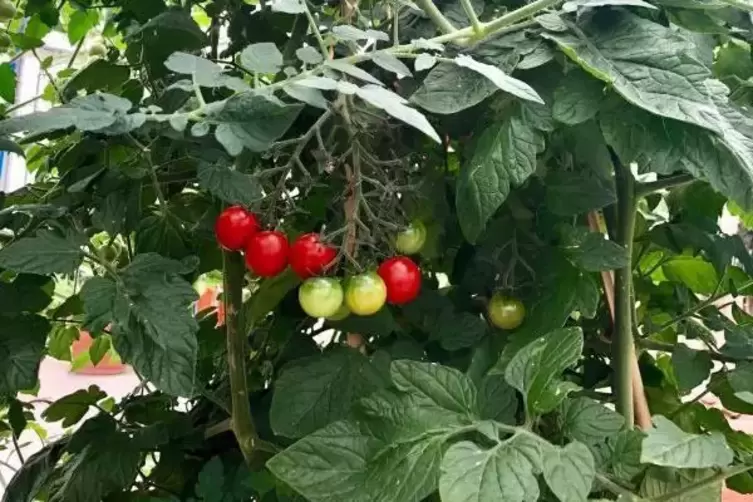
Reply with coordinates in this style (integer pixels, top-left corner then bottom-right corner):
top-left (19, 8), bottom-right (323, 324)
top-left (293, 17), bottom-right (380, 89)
top-left (459, 0), bottom-right (483, 34)
top-left (223, 250), bottom-right (258, 466)
top-left (613, 158), bottom-right (637, 426)
top-left (413, 0), bottom-right (457, 35)
top-left (636, 173), bottom-right (694, 197)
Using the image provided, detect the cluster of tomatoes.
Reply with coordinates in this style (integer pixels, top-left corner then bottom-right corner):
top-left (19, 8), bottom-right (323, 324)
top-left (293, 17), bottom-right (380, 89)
top-left (214, 206), bottom-right (425, 320)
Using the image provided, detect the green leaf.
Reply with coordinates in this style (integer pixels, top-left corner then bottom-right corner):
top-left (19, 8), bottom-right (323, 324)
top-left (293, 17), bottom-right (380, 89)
top-left (42, 385), bottom-right (107, 427)
top-left (641, 415), bottom-right (734, 468)
top-left (371, 52), bottom-right (412, 77)
top-left (454, 55), bottom-right (543, 105)
top-left (504, 327), bottom-right (583, 415)
top-left (671, 344), bottom-right (713, 392)
top-left (0, 230), bottom-right (85, 275)
top-left (240, 43), bottom-right (284, 74)
top-left (610, 429), bottom-right (646, 482)
top-left (0, 274), bottom-right (53, 315)
top-left (573, 272), bottom-right (599, 319)
top-left (0, 138), bottom-right (25, 157)
top-left (67, 9), bottom-right (99, 44)
top-left (206, 93), bottom-right (303, 152)
top-left (434, 311), bottom-right (488, 351)
top-left (355, 85), bottom-right (440, 143)
top-left (0, 314), bottom-right (49, 394)
top-left (48, 325), bottom-right (79, 361)
top-left (559, 397), bottom-right (625, 445)
top-left (2, 442), bottom-right (64, 502)
top-left (456, 115), bottom-right (541, 243)
top-left (541, 441), bottom-right (596, 502)
top-left (271, 0), bottom-right (307, 14)
top-left (270, 348), bottom-right (387, 438)
top-left (640, 466), bottom-right (723, 502)
top-left (662, 256), bottom-right (719, 294)
top-left (134, 213), bottom-right (190, 260)
top-left (410, 63), bottom-right (497, 114)
top-left (439, 435), bottom-right (543, 502)
top-left (165, 52), bottom-right (247, 90)
top-left (727, 362), bottom-right (753, 404)
top-left (546, 169), bottom-right (616, 216)
top-left (63, 60), bottom-right (131, 98)
top-left (552, 69), bottom-right (603, 125)
top-left (282, 84), bottom-right (329, 109)
top-left (89, 335), bottom-right (111, 366)
top-left (0, 63), bottom-right (16, 103)
top-left (243, 268), bottom-right (301, 331)
top-left (565, 230), bottom-right (629, 272)
top-left (477, 374), bottom-right (518, 423)
top-left (198, 162), bottom-right (263, 206)
top-left (392, 360), bottom-right (477, 415)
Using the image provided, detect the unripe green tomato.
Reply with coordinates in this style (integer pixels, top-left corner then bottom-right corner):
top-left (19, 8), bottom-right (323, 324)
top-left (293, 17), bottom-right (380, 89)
top-left (0, 33), bottom-right (11, 49)
top-left (89, 43), bottom-right (107, 57)
top-left (395, 220), bottom-right (427, 255)
top-left (345, 272), bottom-right (387, 316)
top-left (0, 0), bottom-right (16, 20)
top-left (326, 303), bottom-right (350, 321)
top-left (298, 277), bottom-right (344, 318)
top-left (487, 294), bottom-right (525, 330)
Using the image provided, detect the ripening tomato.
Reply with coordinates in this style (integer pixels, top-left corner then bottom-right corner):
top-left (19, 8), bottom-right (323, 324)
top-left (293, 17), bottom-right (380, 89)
top-left (345, 272), bottom-right (387, 316)
top-left (377, 256), bottom-right (421, 305)
top-left (395, 221), bottom-right (427, 255)
top-left (299, 277), bottom-right (344, 318)
top-left (289, 233), bottom-right (338, 279)
top-left (245, 230), bottom-right (289, 277)
top-left (215, 206), bottom-right (260, 251)
top-left (487, 294), bottom-right (525, 330)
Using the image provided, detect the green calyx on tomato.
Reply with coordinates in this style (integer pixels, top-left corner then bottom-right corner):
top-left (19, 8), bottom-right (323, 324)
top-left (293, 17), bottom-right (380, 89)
top-left (487, 294), bottom-right (525, 330)
top-left (345, 272), bottom-right (387, 316)
top-left (299, 277), bottom-right (344, 318)
top-left (395, 220), bottom-right (427, 255)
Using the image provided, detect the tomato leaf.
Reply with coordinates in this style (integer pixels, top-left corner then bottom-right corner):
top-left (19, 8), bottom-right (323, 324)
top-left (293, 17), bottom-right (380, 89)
top-left (641, 415), bottom-right (733, 468)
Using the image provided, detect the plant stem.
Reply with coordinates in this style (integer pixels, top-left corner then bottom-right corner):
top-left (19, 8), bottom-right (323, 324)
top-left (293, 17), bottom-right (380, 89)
top-left (67, 38), bottom-right (85, 69)
top-left (636, 173), bottom-right (694, 197)
top-left (480, 0), bottom-right (560, 34)
top-left (302, 1), bottom-right (330, 59)
top-left (595, 473), bottom-right (636, 499)
top-left (613, 156), bottom-right (637, 426)
top-left (651, 465), bottom-right (753, 501)
top-left (413, 0), bottom-right (457, 35)
top-left (223, 250), bottom-right (258, 467)
top-left (459, 0), bottom-right (483, 34)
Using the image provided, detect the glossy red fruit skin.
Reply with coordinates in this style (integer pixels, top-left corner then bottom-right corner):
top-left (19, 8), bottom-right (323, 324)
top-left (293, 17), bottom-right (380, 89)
top-left (214, 206), bottom-right (260, 251)
top-left (377, 256), bottom-right (421, 305)
top-left (289, 233), bottom-right (338, 279)
top-left (245, 231), bottom-right (289, 277)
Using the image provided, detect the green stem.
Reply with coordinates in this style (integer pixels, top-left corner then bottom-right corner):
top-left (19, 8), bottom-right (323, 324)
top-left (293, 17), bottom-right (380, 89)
top-left (67, 38), bottom-right (85, 69)
top-left (459, 0), bottom-right (483, 33)
top-left (613, 155), bottom-right (637, 426)
top-left (223, 250), bottom-right (258, 466)
top-left (595, 473), bottom-right (637, 499)
top-left (636, 173), bottom-right (694, 197)
top-left (302, 1), bottom-right (330, 59)
top-left (413, 0), bottom-right (457, 35)
top-left (650, 465), bottom-right (753, 501)
top-left (480, 0), bottom-right (561, 35)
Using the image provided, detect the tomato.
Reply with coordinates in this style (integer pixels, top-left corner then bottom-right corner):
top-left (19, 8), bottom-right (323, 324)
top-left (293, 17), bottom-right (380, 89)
top-left (289, 233), bottom-right (337, 279)
top-left (0, 0), bottom-right (16, 20)
top-left (377, 256), bottom-right (421, 305)
top-left (245, 230), bottom-right (289, 277)
top-left (326, 303), bottom-right (350, 321)
top-left (345, 272), bottom-right (387, 316)
top-left (89, 43), bottom-right (107, 57)
top-left (215, 205), bottom-right (260, 251)
top-left (299, 277), bottom-right (344, 318)
top-left (395, 221), bottom-right (427, 255)
top-left (487, 294), bottom-right (525, 330)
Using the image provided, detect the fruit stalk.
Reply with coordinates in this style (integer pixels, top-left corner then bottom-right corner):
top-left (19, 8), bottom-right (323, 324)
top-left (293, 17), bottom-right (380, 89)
top-left (223, 249), bottom-right (258, 466)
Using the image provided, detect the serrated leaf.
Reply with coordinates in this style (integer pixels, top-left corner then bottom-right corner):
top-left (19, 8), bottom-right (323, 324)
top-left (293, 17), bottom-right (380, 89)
top-left (454, 55), bottom-right (543, 104)
top-left (42, 385), bottom-right (107, 427)
top-left (565, 231), bottom-right (629, 272)
top-left (355, 85), bottom-right (440, 142)
top-left (410, 63), bottom-right (497, 114)
top-left (198, 162), bottom-right (263, 206)
top-left (546, 169), bottom-right (616, 216)
top-left (89, 335), bottom-right (111, 366)
top-left (0, 230), bottom-right (85, 275)
top-left (326, 60), bottom-right (384, 85)
top-left (439, 436), bottom-right (543, 502)
top-left (0, 315), bottom-right (49, 394)
top-left (671, 344), bottom-right (713, 392)
top-left (552, 70), bottom-right (604, 125)
top-left (296, 46), bottom-right (323, 64)
top-left (240, 43), bottom-right (283, 74)
top-left (641, 415), bottom-right (733, 468)
top-left (391, 360), bottom-right (477, 415)
top-left (505, 327), bottom-right (583, 415)
top-left (560, 397), bottom-right (625, 445)
top-left (541, 441), bottom-right (596, 502)
top-left (456, 115), bottom-right (541, 242)
top-left (478, 374), bottom-right (518, 423)
top-left (372, 52), bottom-right (412, 77)
top-left (640, 466), bottom-right (722, 502)
top-left (610, 429), bottom-right (646, 482)
top-left (270, 348), bottom-right (387, 438)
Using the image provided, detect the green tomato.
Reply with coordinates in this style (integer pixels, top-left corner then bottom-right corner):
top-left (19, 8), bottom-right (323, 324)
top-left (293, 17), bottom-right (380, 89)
top-left (89, 43), bottom-right (107, 57)
top-left (345, 272), bottom-right (387, 316)
top-left (326, 303), bottom-right (350, 321)
top-left (298, 277), bottom-right (344, 318)
top-left (0, 0), bottom-right (16, 20)
top-left (487, 294), bottom-right (525, 330)
top-left (395, 220), bottom-right (427, 255)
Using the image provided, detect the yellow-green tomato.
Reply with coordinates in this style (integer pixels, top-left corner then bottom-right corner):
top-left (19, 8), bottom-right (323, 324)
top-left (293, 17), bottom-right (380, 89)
top-left (395, 220), bottom-right (427, 255)
top-left (488, 294), bottom-right (526, 330)
top-left (298, 277), bottom-right (344, 318)
top-left (345, 272), bottom-right (387, 316)
top-left (0, 0), bottom-right (16, 20)
top-left (326, 303), bottom-right (350, 321)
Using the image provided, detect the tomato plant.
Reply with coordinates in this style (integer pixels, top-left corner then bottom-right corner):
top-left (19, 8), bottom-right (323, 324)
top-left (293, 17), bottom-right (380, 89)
top-left (3, 0), bottom-right (753, 501)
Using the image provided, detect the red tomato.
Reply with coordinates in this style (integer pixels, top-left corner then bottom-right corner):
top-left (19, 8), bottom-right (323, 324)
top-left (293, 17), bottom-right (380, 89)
top-left (215, 206), bottom-right (260, 251)
top-left (289, 233), bottom-right (338, 279)
top-left (377, 256), bottom-right (421, 305)
top-left (245, 231), bottom-right (289, 277)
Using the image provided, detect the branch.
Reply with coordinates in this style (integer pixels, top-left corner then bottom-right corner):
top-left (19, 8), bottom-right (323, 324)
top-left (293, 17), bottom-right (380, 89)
top-left (459, 0), bottom-right (483, 34)
top-left (636, 173), bottom-right (694, 197)
top-left (302, 1), bottom-right (330, 59)
top-left (223, 250), bottom-right (258, 466)
top-left (413, 0), bottom-right (458, 35)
